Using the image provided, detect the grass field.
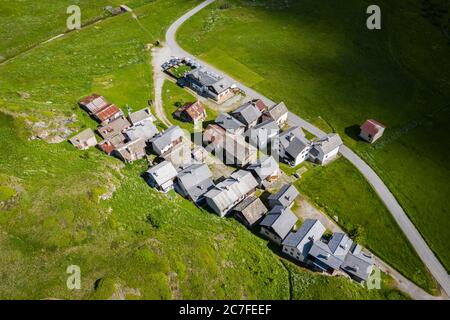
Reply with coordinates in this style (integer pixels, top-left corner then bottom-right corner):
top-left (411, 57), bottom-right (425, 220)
top-left (177, 0), bottom-right (449, 288)
top-left (0, 0), bottom-right (409, 299)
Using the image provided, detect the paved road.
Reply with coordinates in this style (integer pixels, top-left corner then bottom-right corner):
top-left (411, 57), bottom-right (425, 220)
top-left (164, 0), bottom-right (450, 297)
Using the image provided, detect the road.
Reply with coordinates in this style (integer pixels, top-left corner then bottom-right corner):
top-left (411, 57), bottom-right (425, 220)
top-left (162, 0), bottom-right (450, 297)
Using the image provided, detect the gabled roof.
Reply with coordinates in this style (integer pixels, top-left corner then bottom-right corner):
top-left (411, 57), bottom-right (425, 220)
top-left (309, 233), bottom-right (353, 270)
top-left (147, 160), bottom-right (178, 186)
top-left (231, 102), bottom-right (262, 126)
top-left (234, 196), bottom-right (268, 226)
top-left (282, 219), bottom-right (326, 256)
top-left (247, 156), bottom-right (279, 180)
top-left (267, 102), bottom-right (288, 121)
top-left (128, 108), bottom-right (155, 125)
top-left (69, 128), bottom-right (96, 148)
top-left (260, 205), bottom-right (298, 239)
top-left (246, 120), bottom-right (279, 147)
top-left (95, 104), bottom-right (122, 122)
top-left (186, 68), bottom-right (231, 94)
top-left (360, 119), bottom-right (385, 136)
top-left (285, 136), bottom-right (311, 158)
top-left (177, 101), bottom-right (206, 121)
top-left (277, 126), bottom-right (305, 150)
top-left (341, 244), bottom-right (374, 281)
top-left (115, 138), bottom-right (147, 162)
top-left (79, 94), bottom-right (109, 114)
top-left (204, 170), bottom-right (258, 213)
top-left (215, 113), bottom-right (245, 133)
top-left (125, 120), bottom-right (159, 141)
top-left (268, 183), bottom-right (299, 207)
top-left (251, 99), bottom-right (268, 112)
top-left (312, 133), bottom-right (343, 154)
top-left (177, 163), bottom-right (213, 192)
top-left (203, 124), bottom-right (226, 145)
top-left (97, 117), bottom-right (131, 139)
top-left (150, 126), bottom-right (184, 152)
top-left (210, 78), bottom-right (232, 95)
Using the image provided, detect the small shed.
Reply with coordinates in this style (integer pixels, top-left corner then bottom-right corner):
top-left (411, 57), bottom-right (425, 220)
top-left (360, 119), bottom-right (385, 144)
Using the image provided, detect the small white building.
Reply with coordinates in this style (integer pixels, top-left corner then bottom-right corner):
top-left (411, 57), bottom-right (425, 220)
top-left (276, 126), bottom-right (311, 167)
top-left (309, 133), bottom-right (343, 165)
top-left (360, 119), bottom-right (385, 144)
top-left (69, 128), bottom-right (97, 150)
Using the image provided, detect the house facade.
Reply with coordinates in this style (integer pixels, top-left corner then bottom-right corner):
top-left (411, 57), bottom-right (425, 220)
top-left (276, 126), bottom-right (311, 167)
top-left (184, 68), bottom-right (234, 104)
top-left (231, 101), bottom-right (262, 129)
top-left (262, 102), bottom-right (289, 126)
top-left (149, 126), bottom-right (184, 157)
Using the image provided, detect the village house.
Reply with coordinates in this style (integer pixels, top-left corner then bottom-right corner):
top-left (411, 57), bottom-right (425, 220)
top-left (259, 205), bottom-right (298, 245)
top-left (113, 138), bottom-right (147, 163)
top-left (250, 99), bottom-right (268, 112)
top-left (175, 163), bottom-right (214, 203)
top-left (340, 244), bottom-right (374, 283)
top-left (268, 183), bottom-right (299, 208)
top-left (203, 124), bottom-right (226, 146)
top-left (128, 107), bottom-right (156, 126)
top-left (146, 160), bottom-right (178, 193)
top-left (309, 133), bottom-right (343, 165)
top-left (247, 155), bottom-right (280, 189)
top-left (215, 113), bottom-right (246, 135)
top-left (276, 126), bottom-right (311, 167)
top-left (184, 68), bottom-right (234, 104)
top-left (79, 94), bottom-right (109, 115)
top-left (246, 120), bottom-right (279, 149)
top-left (308, 232), bottom-right (353, 274)
top-left (204, 170), bottom-right (258, 217)
top-left (93, 104), bottom-right (123, 123)
top-left (281, 219), bottom-right (326, 263)
top-left (69, 128), bottom-right (97, 150)
top-left (219, 135), bottom-right (257, 167)
top-left (124, 120), bottom-right (159, 142)
top-left (231, 101), bottom-right (262, 129)
top-left (173, 101), bottom-right (207, 123)
top-left (233, 196), bottom-right (268, 227)
top-left (262, 102), bottom-right (289, 126)
top-left (191, 145), bottom-right (209, 163)
top-left (360, 119), bottom-right (386, 144)
top-left (97, 116), bottom-right (131, 140)
top-left (98, 133), bottom-right (127, 155)
top-left (149, 125), bottom-right (184, 157)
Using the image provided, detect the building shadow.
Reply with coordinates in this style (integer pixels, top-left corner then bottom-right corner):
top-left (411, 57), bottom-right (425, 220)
top-left (344, 124), bottom-right (361, 142)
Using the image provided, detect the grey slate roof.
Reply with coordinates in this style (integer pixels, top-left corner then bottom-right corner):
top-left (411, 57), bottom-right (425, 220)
top-left (231, 102), bottom-right (262, 126)
top-left (268, 183), bottom-right (299, 208)
top-left (149, 125), bottom-right (183, 154)
top-left (97, 116), bottom-right (131, 140)
top-left (282, 219), bottom-right (326, 257)
top-left (69, 128), bottom-right (97, 149)
top-left (147, 160), bottom-right (178, 187)
top-left (308, 233), bottom-right (353, 271)
top-left (246, 120), bottom-right (279, 147)
top-left (277, 126), bottom-right (305, 150)
top-left (215, 113), bottom-right (245, 133)
top-left (177, 163), bottom-right (214, 202)
top-left (128, 108), bottom-right (155, 125)
top-left (267, 102), bottom-right (288, 121)
top-left (204, 170), bottom-right (258, 214)
top-left (341, 244), bottom-right (374, 281)
top-left (260, 205), bottom-right (298, 240)
top-left (247, 155), bottom-right (279, 181)
top-left (233, 196), bottom-right (268, 226)
top-left (186, 68), bottom-right (231, 95)
top-left (125, 120), bottom-right (159, 141)
top-left (285, 135), bottom-right (311, 158)
top-left (312, 133), bottom-right (343, 154)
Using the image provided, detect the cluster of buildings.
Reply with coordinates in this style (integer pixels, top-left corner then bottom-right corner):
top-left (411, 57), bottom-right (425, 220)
top-left (163, 57), bottom-right (237, 104)
top-left (69, 89), bottom-right (376, 284)
top-left (70, 94), bottom-right (161, 163)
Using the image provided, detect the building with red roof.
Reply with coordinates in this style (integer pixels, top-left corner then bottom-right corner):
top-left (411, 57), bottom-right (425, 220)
top-left (174, 101), bottom-right (207, 123)
top-left (360, 119), bottom-right (386, 143)
top-left (94, 104), bottom-right (123, 123)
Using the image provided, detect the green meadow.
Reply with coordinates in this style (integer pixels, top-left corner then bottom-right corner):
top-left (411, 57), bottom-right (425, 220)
top-left (177, 0), bottom-right (449, 290)
top-left (0, 0), bottom-right (408, 299)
